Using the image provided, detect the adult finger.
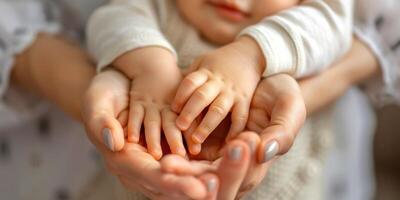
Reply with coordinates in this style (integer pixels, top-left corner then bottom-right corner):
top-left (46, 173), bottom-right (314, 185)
top-left (86, 111), bottom-right (125, 152)
top-left (161, 154), bottom-right (216, 175)
top-left (247, 108), bottom-right (270, 131)
top-left (235, 132), bottom-right (269, 197)
top-left (106, 144), bottom-right (206, 199)
top-left (217, 140), bottom-right (251, 200)
top-left (198, 173), bottom-right (219, 200)
top-left (258, 93), bottom-right (306, 163)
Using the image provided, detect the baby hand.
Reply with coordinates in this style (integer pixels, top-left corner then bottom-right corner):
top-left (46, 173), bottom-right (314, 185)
top-left (113, 47), bottom-right (186, 160)
top-left (172, 37), bottom-right (265, 154)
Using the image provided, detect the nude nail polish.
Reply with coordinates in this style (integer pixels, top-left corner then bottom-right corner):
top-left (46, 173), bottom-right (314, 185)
top-left (263, 140), bottom-right (279, 163)
top-left (102, 128), bottom-right (114, 151)
top-left (207, 178), bottom-right (217, 192)
top-left (229, 146), bottom-right (242, 161)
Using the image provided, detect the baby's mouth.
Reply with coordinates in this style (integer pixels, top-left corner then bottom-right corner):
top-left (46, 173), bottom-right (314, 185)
top-left (208, 1), bottom-right (250, 22)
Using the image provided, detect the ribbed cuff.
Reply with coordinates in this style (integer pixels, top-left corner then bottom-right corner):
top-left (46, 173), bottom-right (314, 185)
top-left (239, 20), bottom-right (297, 77)
top-left (95, 29), bottom-right (177, 72)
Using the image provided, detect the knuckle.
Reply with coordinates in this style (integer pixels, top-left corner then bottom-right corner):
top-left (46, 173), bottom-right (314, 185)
top-left (182, 75), bottom-right (199, 88)
top-left (198, 123), bottom-right (213, 134)
top-left (163, 124), bottom-right (179, 133)
top-left (233, 112), bottom-right (248, 123)
top-left (145, 119), bottom-right (160, 127)
top-left (209, 104), bottom-right (227, 116)
top-left (193, 89), bottom-right (209, 101)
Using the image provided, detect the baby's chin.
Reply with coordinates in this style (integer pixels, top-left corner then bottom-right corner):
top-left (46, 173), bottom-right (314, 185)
top-left (199, 24), bottom-right (241, 45)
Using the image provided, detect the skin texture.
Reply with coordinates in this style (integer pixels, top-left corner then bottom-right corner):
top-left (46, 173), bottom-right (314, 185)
top-left (171, 0), bottom-right (299, 152)
top-left (112, 47), bottom-right (185, 159)
top-left (163, 38), bottom-right (381, 198)
top-left (104, 0), bottom-right (301, 158)
top-left (11, 33), bottom-right (380, 199)
top-left (176, 0), bottom-right (299, 44)
top-left (172, 36), bottom-right (266, 153)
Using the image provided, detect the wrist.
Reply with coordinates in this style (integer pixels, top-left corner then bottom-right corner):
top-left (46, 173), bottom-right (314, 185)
top-left (113, 47), bottom-right (178, 79)
top-left (233, 36), bottom-right (266, 76)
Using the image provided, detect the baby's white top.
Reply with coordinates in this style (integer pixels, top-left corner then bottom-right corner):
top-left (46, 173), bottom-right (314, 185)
top-left (87, 0), bottom-right (353, 78)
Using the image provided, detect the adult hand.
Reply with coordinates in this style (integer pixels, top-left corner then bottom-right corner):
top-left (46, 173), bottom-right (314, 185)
top-left (162, 131), bottom-right (271, 200)
top-left (248, 74), bottom-right (306, 163)
top-left (164, 74), bottom-right (307, 199)
top-left (82, 70), bottom-right (217, 200)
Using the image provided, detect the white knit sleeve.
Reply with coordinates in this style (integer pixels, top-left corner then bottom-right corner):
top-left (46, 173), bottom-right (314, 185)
top-left (239, 0), bottom-right (353, 78)
top-left (354, 0), bottom-right (400, 107)
top-left (86, 0), bottom-right (176, 71)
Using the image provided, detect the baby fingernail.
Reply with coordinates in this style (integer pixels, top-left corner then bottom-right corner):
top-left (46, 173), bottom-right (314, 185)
top-left (177, 148), bottom-right (187, 157)
top-left (176, 118), bottom-right (189, 130)
top-left (102, 128), bottom-right (114, 151)
top-left (207, 178), bottom-right (217, 192)
top-left (263, 140), bottom-right (279, 163)
top-left (229, 146), bottom-right (243, 161)
top-left (190, 144), bottom-right (202, 155)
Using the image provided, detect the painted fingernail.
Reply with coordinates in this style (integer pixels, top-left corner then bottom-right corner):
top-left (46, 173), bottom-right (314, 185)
top-left (263, 140), bottom-right (279, 163)
top-left (229, 146), bottom-right (243, 161)
top-left (207, 178), bottom-right (217, 192)
top-left (102, 128), bottom-right (114, 151)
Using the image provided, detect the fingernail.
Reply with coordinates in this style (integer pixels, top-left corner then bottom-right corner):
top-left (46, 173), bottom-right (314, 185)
top-left (176, 118), bottom-right (189, 130)
top-left (207, 178), bottom-right (217, 192)
top-left (190, 144), bottom-right (202, 155)
top-left (263, 140), bottom-right (279, 163)
top-left (229, 146), bottom-right (242, 161)
top-left (129, 132), bottom-right (138, 143)
top-left (102, 128), bottom-right (114, 151)
top-left (177, 148), bottom-right (187, 157)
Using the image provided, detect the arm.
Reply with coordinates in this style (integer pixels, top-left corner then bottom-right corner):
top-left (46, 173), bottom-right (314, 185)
top-left (300, 38), bottom-right (380, 115)
top-left (239, 0), bottom-right (354, 77)
top-left (88, 0), bottom-right (186, 158)
top-left (12, 34), bottom-right (95, 121)
top-left (11, 33), bottom-right (216, 200)
top-left (86, 0), bottom-right (176, 71)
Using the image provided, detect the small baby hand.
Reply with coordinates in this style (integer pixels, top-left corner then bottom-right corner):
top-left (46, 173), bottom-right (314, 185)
top-left (172, 37), bottom-right (265, 153)
top-left (114, 47), bottom-right (186, 160)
